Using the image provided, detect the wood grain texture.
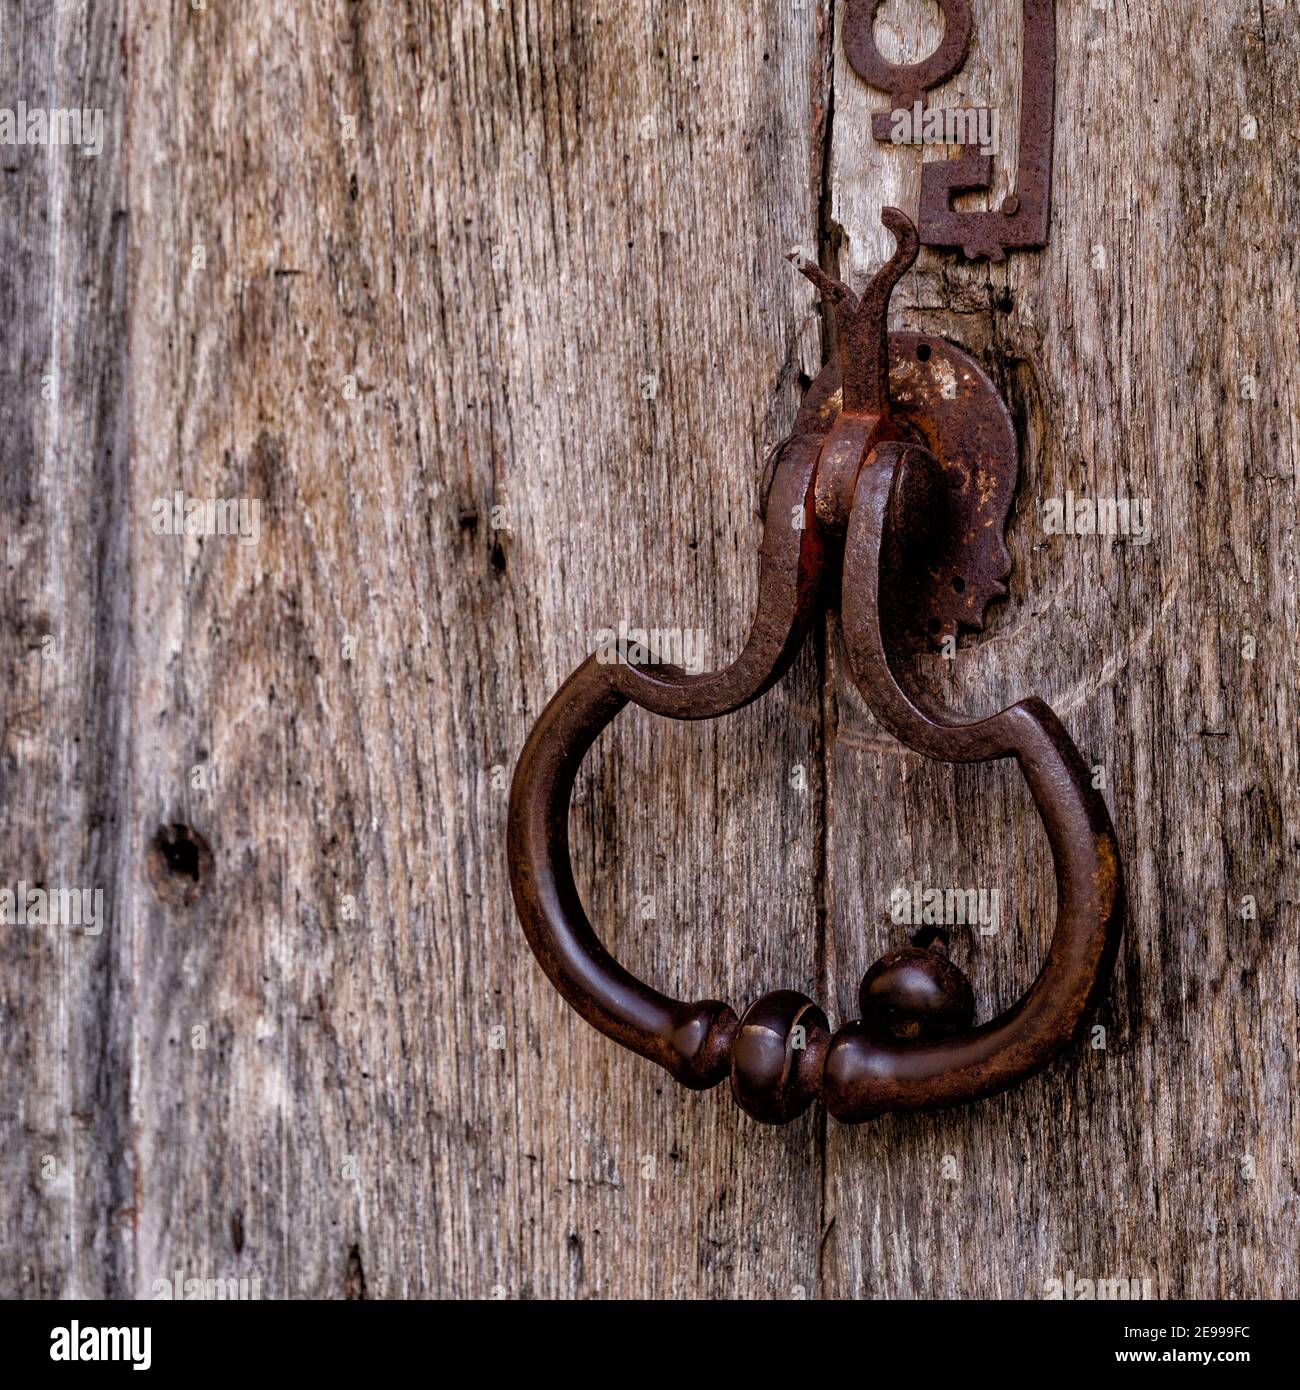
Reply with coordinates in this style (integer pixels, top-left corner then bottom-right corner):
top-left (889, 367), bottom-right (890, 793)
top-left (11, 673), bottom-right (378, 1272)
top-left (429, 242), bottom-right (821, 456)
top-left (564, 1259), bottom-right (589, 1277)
top-left (0, 0), bottom-right (131, 1298)
top-left (821, 0), bottom-right (1298, 1297)
top-left (3, 0), bottom-right (1296, 1300)
top-left (123, 0), bottom-right (828, 1299)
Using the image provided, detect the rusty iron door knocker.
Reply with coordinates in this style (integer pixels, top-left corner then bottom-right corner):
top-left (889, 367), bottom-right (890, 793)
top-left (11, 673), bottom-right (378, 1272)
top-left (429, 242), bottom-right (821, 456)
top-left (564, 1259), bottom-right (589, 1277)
top-left (508, 206), bottom-right (1123, 1125)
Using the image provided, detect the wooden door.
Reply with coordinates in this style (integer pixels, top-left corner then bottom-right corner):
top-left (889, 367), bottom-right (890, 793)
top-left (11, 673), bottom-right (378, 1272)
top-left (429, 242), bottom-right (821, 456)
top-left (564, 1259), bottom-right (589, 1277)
top-left (3, 0), bottom-right (1295, 1299)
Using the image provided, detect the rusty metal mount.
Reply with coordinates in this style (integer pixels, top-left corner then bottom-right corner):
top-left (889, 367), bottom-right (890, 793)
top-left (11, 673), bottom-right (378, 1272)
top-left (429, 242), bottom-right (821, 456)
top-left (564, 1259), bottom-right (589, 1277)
top-left (782, 207), bottom-right (1015, 646)
top-left (786, 330), bottom-right (1015, 648)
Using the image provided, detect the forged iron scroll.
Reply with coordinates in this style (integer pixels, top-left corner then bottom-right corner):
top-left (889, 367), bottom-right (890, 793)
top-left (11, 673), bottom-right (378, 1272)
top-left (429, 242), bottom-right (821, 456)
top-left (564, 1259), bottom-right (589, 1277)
top-left (843, 0), bottom-right (974, 115)
top-left (848, 0), bottom-right (1057, 261)
top-left (917, 0), bottom-right (1056, 259)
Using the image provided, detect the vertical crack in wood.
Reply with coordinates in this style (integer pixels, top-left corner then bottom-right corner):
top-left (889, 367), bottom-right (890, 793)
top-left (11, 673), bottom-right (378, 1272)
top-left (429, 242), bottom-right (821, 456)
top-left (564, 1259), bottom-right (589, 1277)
top-left (810, 0), bottom-right (839, 1298)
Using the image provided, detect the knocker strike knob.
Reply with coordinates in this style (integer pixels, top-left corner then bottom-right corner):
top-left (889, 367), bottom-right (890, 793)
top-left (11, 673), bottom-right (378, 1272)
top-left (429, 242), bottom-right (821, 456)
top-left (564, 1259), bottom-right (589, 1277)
top-left (858, 945), bottom-right (975, 1043)
top-left (507, 210), bottom-right (1123, 1126)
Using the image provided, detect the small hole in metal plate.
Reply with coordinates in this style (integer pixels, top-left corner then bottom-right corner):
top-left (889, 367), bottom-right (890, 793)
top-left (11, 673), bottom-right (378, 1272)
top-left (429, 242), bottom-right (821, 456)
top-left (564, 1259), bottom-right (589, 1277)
top-left (916, 343), bottom-right (932, 362)
top-left (952, 575), bottom-right (965, 592)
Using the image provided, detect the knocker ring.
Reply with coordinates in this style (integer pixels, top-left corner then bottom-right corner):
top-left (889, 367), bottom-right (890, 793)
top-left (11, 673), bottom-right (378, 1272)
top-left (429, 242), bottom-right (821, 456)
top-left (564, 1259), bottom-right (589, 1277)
top-left (507, 211), bottom-right (1123, 1125)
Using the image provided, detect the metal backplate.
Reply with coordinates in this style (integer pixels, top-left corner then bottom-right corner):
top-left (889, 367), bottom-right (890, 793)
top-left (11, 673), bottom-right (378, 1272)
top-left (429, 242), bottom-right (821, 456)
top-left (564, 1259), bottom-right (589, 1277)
top-left (792, 332), bottom-right (1017, 647)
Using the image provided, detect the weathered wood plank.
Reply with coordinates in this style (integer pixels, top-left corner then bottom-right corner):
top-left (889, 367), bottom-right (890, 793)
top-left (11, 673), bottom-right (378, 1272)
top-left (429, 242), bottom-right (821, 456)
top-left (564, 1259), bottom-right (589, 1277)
top-left (821, 0), bottom-right (1299, 1297)
top-left (0, 0), bottom-right (132, 1298)
top-left (6, 0), bottom-right (1295, 1302)
top-left (125, 0), bottom-right (829, 1298)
